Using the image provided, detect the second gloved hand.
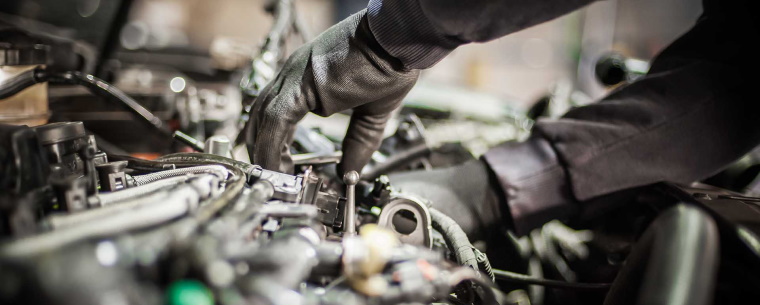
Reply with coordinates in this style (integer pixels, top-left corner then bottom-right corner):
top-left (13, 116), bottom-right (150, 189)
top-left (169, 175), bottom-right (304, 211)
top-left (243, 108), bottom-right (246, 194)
top-left (244, 10), bottom-right (419, 175)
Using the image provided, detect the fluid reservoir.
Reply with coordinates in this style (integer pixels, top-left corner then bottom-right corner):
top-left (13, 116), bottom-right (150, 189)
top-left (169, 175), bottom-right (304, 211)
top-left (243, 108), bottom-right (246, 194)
top-left (0, 40), bottom-right (49, 126)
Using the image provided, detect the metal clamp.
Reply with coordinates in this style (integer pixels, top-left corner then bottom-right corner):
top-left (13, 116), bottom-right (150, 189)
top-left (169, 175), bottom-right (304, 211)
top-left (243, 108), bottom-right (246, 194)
top-left (376, 196), bottom-right (432, 248)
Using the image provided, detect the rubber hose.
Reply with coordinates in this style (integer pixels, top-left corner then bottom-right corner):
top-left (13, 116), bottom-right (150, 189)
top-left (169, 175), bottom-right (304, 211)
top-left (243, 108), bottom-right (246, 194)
top-left (0, 67), bottom-right (46, 100)
top-left (362, 143), bottom-right (430, 181)
top-left (110, 154), bottom-right (178, 172)
top-left (192, 164), bottom-right (246, 223)
top-left (602, 204), bottom-right (719, 305)
top-left (112, 156), bottom-right (247, 224)
top-left (47, 71), bottom-right (169, 135)
top-left (429, 207), bottom-right (479, 271)
top-left (158, 152), bottom-right (261, 177)
top-left (46, 181), bottom-right (188, 230)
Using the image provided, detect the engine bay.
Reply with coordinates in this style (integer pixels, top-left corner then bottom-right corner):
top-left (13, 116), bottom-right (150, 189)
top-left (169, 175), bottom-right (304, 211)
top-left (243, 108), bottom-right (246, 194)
top-left (4, 1), bottom-right (760, 304)
top-left (3, 117), bottom-right (760, 305)
top-left (0, 119), bottom-right (507, 305)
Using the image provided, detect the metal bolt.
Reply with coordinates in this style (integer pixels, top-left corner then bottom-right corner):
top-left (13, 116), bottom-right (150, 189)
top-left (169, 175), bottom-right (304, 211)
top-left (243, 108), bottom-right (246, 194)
top-left (343, 171), bottom-right (360, 236)
top-left (205, 135), bottom-right (231, 157)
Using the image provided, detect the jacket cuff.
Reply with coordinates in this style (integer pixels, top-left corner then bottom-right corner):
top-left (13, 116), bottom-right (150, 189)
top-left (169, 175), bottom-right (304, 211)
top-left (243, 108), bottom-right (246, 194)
top-left (482, 136), bottom-right (578, 236)
top-left (366, 0), bottom-right (462, 70)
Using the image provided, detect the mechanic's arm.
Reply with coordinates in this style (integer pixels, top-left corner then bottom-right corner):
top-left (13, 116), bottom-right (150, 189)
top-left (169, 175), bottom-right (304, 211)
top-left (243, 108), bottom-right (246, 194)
top-left (393, 59), bottom-right (760, 238)
top-left (245, 0), bottom-right (598, 175)
top-left (368, 0), bottom-right (596, 69)
top-left (484, 63), bottom-right (760, 235)
top-left (390, 6), bottom-right (760, 237)
top-left (482, 14), bottom-right (760, 235)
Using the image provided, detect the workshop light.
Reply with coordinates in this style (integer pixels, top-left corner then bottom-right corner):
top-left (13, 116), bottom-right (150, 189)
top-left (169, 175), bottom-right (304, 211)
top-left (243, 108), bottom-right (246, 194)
top-left (170, 76), bottom-right (186, 93)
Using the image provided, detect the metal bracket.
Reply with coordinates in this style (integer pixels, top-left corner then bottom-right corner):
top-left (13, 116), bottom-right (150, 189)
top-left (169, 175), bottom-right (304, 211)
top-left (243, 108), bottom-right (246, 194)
top-left (377, 196), bottom-right (432, 248)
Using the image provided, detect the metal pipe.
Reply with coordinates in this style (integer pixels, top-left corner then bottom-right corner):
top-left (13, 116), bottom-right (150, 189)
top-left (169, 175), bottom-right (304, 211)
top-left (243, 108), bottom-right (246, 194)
top-left (1, 185), bottom-right (201, 257)
top-left (45, 175), bottom-right (220, 230)
top-left (49, 187), bottom-right (176, 230)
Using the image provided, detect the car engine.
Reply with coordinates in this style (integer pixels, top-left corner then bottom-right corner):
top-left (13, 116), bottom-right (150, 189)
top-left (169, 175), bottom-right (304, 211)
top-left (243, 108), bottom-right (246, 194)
top-left (0, 119), bottom-right (508, 305)
top-left (4, 1), bottom-right (760, 305)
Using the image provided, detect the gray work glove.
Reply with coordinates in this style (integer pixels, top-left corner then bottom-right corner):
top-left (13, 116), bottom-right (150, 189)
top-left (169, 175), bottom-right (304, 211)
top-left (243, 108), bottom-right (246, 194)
top-left (388, 159), bottom-right (507, 242)
top-left (243, 10), bottom-right (420, 175)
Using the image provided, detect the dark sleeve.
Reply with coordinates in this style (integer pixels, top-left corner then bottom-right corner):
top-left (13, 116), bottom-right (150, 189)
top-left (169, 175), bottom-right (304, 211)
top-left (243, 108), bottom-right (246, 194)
top-left (483, 14), bottom-right (760, 235)
top-left (366, 0), bottom-right (597, 69)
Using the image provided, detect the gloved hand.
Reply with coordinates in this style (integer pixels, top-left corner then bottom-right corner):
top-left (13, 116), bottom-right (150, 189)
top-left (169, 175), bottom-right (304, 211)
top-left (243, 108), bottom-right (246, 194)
top-left (513, 220), bottom-right (593, 282)
top-left (388, 159), bottom-right (507, 242)
top-left (243, 10), bottom-right (420, 175)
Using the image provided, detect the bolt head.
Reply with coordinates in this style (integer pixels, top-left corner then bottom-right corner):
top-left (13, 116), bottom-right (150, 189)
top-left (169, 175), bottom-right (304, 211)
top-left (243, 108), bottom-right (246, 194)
top-left (343, 171), bottom-right (360, 185)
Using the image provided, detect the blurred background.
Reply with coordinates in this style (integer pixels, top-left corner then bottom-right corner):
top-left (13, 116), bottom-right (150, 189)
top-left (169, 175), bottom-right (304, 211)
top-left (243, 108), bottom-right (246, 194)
top-left (2, 0), bottom-right (702, 108)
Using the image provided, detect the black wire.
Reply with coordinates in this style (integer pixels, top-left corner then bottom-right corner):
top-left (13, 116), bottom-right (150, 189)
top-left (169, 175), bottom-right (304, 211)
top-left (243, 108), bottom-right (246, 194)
top-left (47, 70), bottom-right (170, 135)
top-left (492, 269), bottom-right (611, 290)
top-left (0, 67), bottom-right (169, 137)
top-left (0, 67), bottom-right (46, 100)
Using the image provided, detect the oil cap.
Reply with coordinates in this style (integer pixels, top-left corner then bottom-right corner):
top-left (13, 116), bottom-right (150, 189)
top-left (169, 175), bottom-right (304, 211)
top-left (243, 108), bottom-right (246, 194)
top-left (33, 122), bottom-right (87, 145)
